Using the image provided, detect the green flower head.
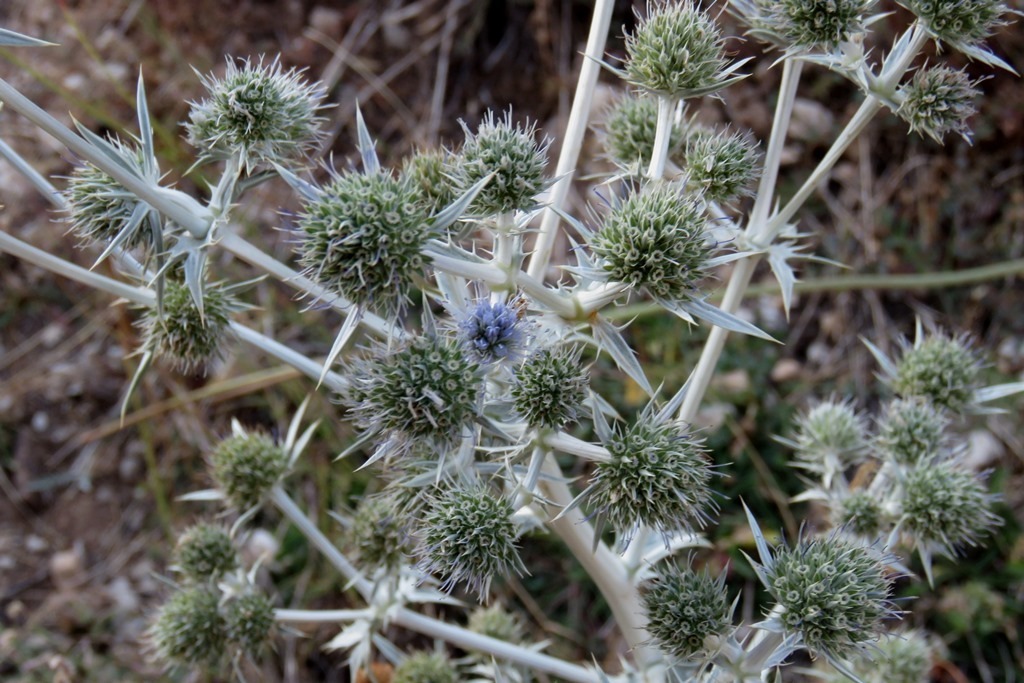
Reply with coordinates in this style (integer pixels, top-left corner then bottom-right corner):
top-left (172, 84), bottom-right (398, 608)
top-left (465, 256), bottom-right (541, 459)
top-left (224, 591), bottom-right (276, 656)
top-left (174, 522), bottom-right (238, 583)
top-left (393, 652), bottom-right (459, 683)
top-left (680, 126), bottom-right (760, 202)
top-left (890, 332), bottom-right (982, 412)
top-left (601, 93), bottom-right (684, 171)
top-left (210, 427), bottom-right (289, 511)
top-left (642, 562), bottom-right (732, 661)
top-left (897, 66), bottom-right (981, 144)
top-left (149, 586), bottom-right (227, 669)
top-left (511, 345), bottom-right (589, 429)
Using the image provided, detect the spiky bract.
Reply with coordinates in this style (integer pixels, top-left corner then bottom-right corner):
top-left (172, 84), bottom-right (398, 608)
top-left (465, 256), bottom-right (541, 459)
top-left (393, 652), bottom-right (459, 683)
top-left (897, 66), bottom-right (981, 143)
top-left (298, 170), bottom-right (435, 316)
top-left (210, 431), bottom-right (288, 510)
top-left (186, 56), bottom-right (325, 170)
top-left (174, 522), bottom-right (237, 583)
top-left (468, 604), bottom-right (524, 643)
top-left (510, 346), bottom-right (588, 429)
top-left (150, 587), bottom-right (227, 668)
top-left (891, 333), bottom-right (981, 412)
top-left (760, 535), bottom-right (896, 660)
top-left (624, 1), bottom-right (729, 98)
top-left (602, 93), bottom-right (683, 170)
top-left (225, 591), bottom-right (276, 655)
top-left (876, 397), bottom-right (948, 466)
top-left (901, 462), bottom-right (1000, 556)
top-left (589, 417), bottom-right (714, 538)
top-left (420, 484), bottom-right (523, 598)
top-left (681, 127), bottom-right (760, 202)
top-left (344, 336), bottom-right (480, 452)
top-left (453, 110), bottom-right (549, 216)
top-left (591, 182), bottom-right (712, 302)
top-left (642, 563), bottom-right (732, 660)
top-left (140, 280), bottom-right (237, 374)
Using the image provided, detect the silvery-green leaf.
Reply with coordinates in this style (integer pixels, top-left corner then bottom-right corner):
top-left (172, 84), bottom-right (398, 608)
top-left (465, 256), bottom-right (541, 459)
top-left (183, 248), bottom-right (207, 318)
top-left (354, 104), bottom-right (380, 175)
top-left (432, 173), bottom-right (492, 233)
top-left (93, 201), bottom-right (150, 268)
top-left (120, 349), bottom-right (153, 423)
top-left (288, 420), bottom-right (320, 469)
top-left (177, 488), bottom-right (227, 502)
top-left (861, 337), bottom-right (898, 378)
top-left (973, 382), bottom-right (1024, 404)
top-left (319, 306), bottom-right (363, 387)
top-left (767, 248), bottom-right (797, 319)
top-left (72, 118), bottom-right (140, 175)
top-left (677, 298), bottom-right (777, 342)
top-left (590, 315), bottom-right (654, 396)
top-left (0, 28), bottom-right (55, 47)
top-left (271, 162), bottom-right (322, 202)
top-left (135, 71), bottom-right (157, 178)
top-left (823, 651), bottom-right (867, 683)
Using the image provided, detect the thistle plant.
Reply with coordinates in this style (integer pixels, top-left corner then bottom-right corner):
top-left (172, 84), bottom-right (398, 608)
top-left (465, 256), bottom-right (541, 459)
top-left (0, 3), bottom-right (1022, 682)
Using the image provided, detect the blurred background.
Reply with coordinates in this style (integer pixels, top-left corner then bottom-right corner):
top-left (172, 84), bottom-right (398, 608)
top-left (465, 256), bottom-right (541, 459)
top-left (1, 1), bottom-right (1022, 680)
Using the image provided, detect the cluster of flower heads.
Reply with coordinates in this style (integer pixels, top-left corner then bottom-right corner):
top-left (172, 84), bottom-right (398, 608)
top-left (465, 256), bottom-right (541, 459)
top-left (788, 329), bottom-right (1006, 583)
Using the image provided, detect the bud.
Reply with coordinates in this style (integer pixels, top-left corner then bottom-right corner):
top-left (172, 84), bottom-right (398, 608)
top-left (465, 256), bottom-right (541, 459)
top-left (848, 629), bottom-right (935, 683)
top-left (210, 429), bottom-right (288, 510)
top-left (150, 586), bottom-right (227, 668)
top-left (897, 66), bottom-right (981, 144)
top-left (467, 604), bottom-right (524, 643)
top-left (589, 415), bottom-right (715, 539)
top-left (790, 399), bottom-right (867, 482)
top-left (343, 336), bottom-right (480, 454)
top-left (832, 490), bottom-right (886, 538)
top-left (224, 590), bottom-right (276, 656)
top-left (642, 563), bottom-right (732, 661)
top-left (510, 345), bottom-right (588, 429)
top-left (64, 136), bottom-right (156, 250)
top-left (680, 127), bottom-right (760, 202)
top-left (901, 461), bottom-right (1001, 557)
top-left (601, 93), bottom-right (683, 171)
top-left (591, 181), bottom-right (712, 303)
top-left (891, 332), bottom-right (981, 412)
top-left (393, 651), bottom-right (459, 683)
top-left (759, 534), bottom-right (897, 660)
top-left (452, 109), bottom-right (549, 216)
top-left (458, 299), bottom-right (527, 364)
top-left (186, 56), bottom-right (325, 171)
top-left (875, 397), bottom-right (948, 466)
top-left (419, 484), bottom-right (524, 598)
top-left (298, 170), bottom-right (436, 316)
top-left (402, 147), bottom-right (458, 216)
top-left (174, 522), bottom-right (237, 583)
top-left (140, 280), bottom-right (239, 375)
top-left (349, 494), bottom-right (413, 572)
top-left (624, 1), bottom-right (731, 99)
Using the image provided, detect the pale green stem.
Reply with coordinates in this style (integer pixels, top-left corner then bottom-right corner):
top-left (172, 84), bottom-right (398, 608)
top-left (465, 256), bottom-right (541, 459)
top-left (576, 281), bottom-right (630, 315)
top-left (230, 323), bottom-right (347, 393)
top-left (646, 96), bottom-right (677, 181)
top-left (270, 487), bottom-right (600, 682)
top-left (513, 270), bottom-right (577, 317)
top-left (677, 58), bottom-right (803, 424)
top-left (275, 608), bottom-right (370, 623)
top-left (0, 76), bottom-right (212, 238)
top-left (544, 431), bottom-right (611, 462)
top-left (219, 232), bottom-right (401, 340)
top-left (538, 455), bottom-right (654, 663)
top-left (528, 0), bottom-right (616, 280)
top-left (425, 245), bottom-right (509, 285)
top-left (0, 138), bottom-right (63, 207)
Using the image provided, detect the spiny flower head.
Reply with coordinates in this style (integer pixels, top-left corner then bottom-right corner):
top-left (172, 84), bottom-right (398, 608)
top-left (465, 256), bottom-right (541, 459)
top-left (349, 494), bottom-right (414, 572)
top-left (210, 428), bottom-right (288, 511)
top-left (890, 332), bottom-right (982, 412)
top-left (174, 522), bottom-right (238, 583)
top-left (510, 345), bottom-right (588, 429)
top-left (419, 483), bottom-right (524, 598)
top-left (393, 652), bottom-right (459, 683)
top-left (754, 533), bottom-right (897, 661)
top-left (140, 280), bottom-right (239, 375)
top-left (186, 56), bottom-right (325, 171)
top-left (680, 126), bottom-right (760, 202)
top-left (343, 336), bottom-right (480, 454)
top-left (224, 591), bottom-right (276, 656)
top-left (847, 629), bottom-right (935, 683)
top-left (901, 461), bottom-right (1001, 558)
top-left (468, 604), bottom-right (524, 643)
top-left (897, 66), bottom-right (981, 144)
top-left (588, 415), bottom-right (715, 540)
top-left (875, 396), bottom-right (948, 466)
top-left (298, 169), bottom-right (436, 316)
top-left (591, 181), bottom-right (713, 303)
top-left (149, 586), bottom-right (227, 669)
top-left (898, 0), bottom-right (1012, 55)
top-left (790, 399), bottom-right (868, 482)
top-left (64, 136), bottom-right (157, 250)
top-left (624, 1), bottom-right (731, 98)
top-left (402, 147), bottom-right (459, 216)
top-left (642, 563), bottom-right (732, 661)
top-left (458, 299), bottom-right (527, 364)
top-left (832, 490), bottom-right (886, 538)
top-left (601, 93), bottom-right (684, 171)
top-left (764, 0), bottom-right (873, 53)
top-left (452, 109), bottom-right (549, 216)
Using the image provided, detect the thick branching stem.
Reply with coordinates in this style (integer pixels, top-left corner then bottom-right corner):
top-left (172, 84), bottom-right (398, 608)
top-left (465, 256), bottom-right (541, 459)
top-left (647, 96), bottom-right (677, 181)
top-left (528, 0), bottom-right (615, 280)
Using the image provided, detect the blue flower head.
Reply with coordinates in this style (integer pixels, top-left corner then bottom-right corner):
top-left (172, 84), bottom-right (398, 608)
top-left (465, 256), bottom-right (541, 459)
top-left (459, 300), bottom-right (526, 363)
